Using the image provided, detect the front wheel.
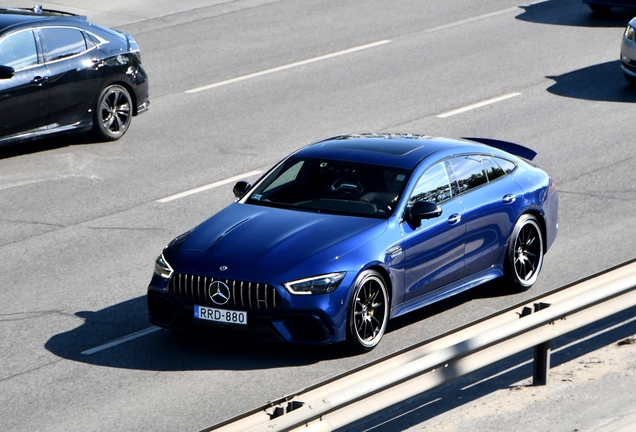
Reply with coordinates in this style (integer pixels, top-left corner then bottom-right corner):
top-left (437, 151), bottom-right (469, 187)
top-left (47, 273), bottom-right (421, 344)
top-left (91, 84), bottom-right (132, 141)
top-left (502, 214), bottom-right (544, 293)
top-left (346, 270), bottom-right (389, 353)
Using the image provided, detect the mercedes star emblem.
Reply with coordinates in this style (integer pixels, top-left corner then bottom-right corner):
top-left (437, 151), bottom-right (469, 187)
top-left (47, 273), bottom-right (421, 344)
top-left (209, 281), bottom-right (231, 305)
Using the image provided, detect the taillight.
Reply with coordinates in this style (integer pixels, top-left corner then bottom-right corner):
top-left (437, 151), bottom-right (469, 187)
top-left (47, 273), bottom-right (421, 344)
top-left (549, 177), bottom-right (556, 194)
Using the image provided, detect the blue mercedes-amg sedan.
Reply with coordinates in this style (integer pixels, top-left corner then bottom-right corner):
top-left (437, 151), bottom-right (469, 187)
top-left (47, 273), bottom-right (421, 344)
top-left (147, 133), bottom-right (558, 352)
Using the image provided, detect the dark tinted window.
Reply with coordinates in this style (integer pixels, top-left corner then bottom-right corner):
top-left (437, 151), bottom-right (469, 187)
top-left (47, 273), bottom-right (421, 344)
top-left (40, 28), bottom-right (87, 62)
top-left (493, 157), bottom-right (516, 174)
top-left (409, 162), bottom-right (453, 205)
top-left (448, 155), bottom-right (487, 193)
top-left (0, 30), bottom-right (38, 69)
top-left (483, 156), bottom-right (506, 181)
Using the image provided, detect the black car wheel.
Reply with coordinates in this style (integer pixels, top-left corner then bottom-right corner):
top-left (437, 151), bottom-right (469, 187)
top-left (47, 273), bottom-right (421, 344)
top-left (624, 73), bottom-right (636, 86)
top-left (92, 84), bottom-right (132, 141)
top-left (347, 270), bottom-right (389, 353)
top-left (588, 4), bottom-right (611, 13)
top-left (503, 214), bottom-right (544, 292)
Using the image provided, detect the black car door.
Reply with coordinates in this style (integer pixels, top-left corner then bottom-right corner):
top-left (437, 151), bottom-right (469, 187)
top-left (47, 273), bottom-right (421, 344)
top-left (38, 27), bottom-right (104, 128)
top-left (0, 29), bottom-right (49, 139)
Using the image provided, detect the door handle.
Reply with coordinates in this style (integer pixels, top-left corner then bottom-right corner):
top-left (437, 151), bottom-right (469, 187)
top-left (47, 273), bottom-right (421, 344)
top-left (448, 213), bottom-right (461, 225)
top-left (502, 194), bottom-right (516, 204)
top-left (32, 76), bottom-right (48, 85)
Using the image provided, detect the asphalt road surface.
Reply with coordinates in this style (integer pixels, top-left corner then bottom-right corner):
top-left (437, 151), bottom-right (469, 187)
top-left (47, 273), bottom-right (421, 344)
top-left (1, 1), bottom-right (635, 431)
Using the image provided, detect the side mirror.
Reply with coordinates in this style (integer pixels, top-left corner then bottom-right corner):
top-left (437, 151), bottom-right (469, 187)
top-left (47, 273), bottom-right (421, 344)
top-left (0, 65), bottom-right (15, 80)
top-left (233, 180), bottom-right (251, 199)
top-left (408, 201), bottom-right (442, 226)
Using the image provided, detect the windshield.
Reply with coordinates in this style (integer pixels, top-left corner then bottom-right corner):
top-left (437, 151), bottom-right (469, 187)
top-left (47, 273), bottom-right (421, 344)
top-left (245, 157), bottom-right (411, 218)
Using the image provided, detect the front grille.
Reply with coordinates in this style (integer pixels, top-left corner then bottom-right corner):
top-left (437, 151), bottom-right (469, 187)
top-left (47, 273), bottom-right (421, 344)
top-left (168, 273), bottom-right (281, 310)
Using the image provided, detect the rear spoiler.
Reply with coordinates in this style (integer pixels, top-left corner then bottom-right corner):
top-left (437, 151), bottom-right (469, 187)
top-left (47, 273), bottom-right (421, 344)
top-left (462, 137), bottom-right (537, 161)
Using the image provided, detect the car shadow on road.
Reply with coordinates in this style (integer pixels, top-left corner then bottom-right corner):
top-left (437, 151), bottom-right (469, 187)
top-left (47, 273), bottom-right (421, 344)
top-left (515, 0), bottom-right (635, 27)
top-left (0, 132), bottom-right (98, 160)
top-left (45, 280), bottom-right (517, 372)
top-left (546, 60), bottom-right (636, 102)
top-left (44, 295), bottom-right (355, 371)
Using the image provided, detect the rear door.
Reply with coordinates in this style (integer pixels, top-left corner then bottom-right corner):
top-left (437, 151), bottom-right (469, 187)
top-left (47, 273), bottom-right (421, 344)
top-left (0, 29), bottom-right (49, 139)
top-left (448, 155), bottom-right (523, 277)
top-left (38, 26), bottom-right (104, 128)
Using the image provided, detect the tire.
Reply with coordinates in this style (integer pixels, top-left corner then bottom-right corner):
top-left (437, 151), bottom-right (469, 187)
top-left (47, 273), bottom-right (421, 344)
top-left (624, 73), bottom-right (636, 86)
top-left (346, 270), bottom-right (389, 353)
top-left (588, 4), bottom-right (611, 13)
top-left (91, 84), bottom-right (132, 141)
top-left (502, 214), bottom-right (544, 293)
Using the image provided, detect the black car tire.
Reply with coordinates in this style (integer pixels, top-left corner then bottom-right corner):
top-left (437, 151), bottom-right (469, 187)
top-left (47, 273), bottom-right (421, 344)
top-left (624, 73), bottom-right (636, 85)
top-left (347, 269), bottom-right (389, 353)
top-left (588, 4), bottom-right (611, 13)
top-left (91, 84), bottom-right (132, 141)
top-left (502, 214), bottom-right (544, 293)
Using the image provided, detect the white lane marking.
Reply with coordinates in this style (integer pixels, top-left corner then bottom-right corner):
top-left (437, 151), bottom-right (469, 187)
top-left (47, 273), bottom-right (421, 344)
top-left (436, 93), bottom-right (521, 118)
top-left (185, 40), bottom-right (392, 94)
top-left (157, 169), bottom-right (263, 203)
top-left (425, 7), bottom-right (520, 32)
top-left (81, 326), bottom-right (161, 355)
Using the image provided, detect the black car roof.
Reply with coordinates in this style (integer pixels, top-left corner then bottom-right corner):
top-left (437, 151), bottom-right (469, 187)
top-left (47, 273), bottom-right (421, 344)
top-left (0, 7), bottom-right (85, 31)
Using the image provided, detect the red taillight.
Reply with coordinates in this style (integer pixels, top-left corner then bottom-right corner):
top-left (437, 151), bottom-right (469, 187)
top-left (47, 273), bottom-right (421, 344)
top-left (549, 177), bottom-right (556, 194)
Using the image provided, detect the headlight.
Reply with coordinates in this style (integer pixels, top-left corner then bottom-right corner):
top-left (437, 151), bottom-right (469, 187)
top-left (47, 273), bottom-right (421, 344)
top-left (625, 25), bottom-right (635, 41)
top-left (284, 272), bottom-right (346, 295)
top-left (154, 253), bottom-right (173, 279)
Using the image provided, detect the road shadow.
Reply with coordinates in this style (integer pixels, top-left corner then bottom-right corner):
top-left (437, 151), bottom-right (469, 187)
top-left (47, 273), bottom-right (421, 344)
top-left (45, 280), bottom-right (518, 372)
top-left (0, 132), bottom-right (98, 160)
top-left (341, 306), bottom-right (636, 431)
top-left (516, 0), bottom-right (636, 27)
top-left (546, 60), bottom-right (636, 102)
top-left (45, 295), bottom-right (355, 371)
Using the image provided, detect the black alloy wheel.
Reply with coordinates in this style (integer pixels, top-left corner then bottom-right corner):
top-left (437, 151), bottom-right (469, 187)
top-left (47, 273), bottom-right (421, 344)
top-left (92, 84), bottom-right (132, 141)
top-left (347, 270), bottom-right (389, 353)
top-left (503, 214), bottom-right (544, 292)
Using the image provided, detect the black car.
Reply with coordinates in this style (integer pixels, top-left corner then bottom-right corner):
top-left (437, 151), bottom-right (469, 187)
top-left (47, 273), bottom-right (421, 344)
top-left (0, 6), bottom-right (149, 146)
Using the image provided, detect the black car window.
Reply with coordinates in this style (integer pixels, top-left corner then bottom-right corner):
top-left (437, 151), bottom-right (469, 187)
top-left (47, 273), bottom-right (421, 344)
top-left (40, 27), bottom-right (87, 62)
top-left (0, 30), bottom-right (38, 69)
top-left (408, 162), bottom-right (453, 205)
top-left (493, 157), bottom-right (517, 174)
top-left (448, 155), bottom-right (488, 194)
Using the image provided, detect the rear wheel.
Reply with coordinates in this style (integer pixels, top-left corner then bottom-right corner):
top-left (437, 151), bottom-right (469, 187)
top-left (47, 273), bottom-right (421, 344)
top-left (502, 214), bottom-right (544, 293)
top-left (91, 84), bottom-right (132, 141)
top-left (347, 270), bottom-right (389, 353)
top-left (624, 73), bottom-right (636, 85)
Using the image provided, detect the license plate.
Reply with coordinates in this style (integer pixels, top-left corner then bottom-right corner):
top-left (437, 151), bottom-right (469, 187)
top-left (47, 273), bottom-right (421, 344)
top-left (194, 305), bottom-right (247, 325)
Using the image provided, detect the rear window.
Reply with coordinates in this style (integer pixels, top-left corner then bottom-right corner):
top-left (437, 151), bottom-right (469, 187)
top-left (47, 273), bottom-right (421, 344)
top-left (40, 27), bottom-right (87, 62)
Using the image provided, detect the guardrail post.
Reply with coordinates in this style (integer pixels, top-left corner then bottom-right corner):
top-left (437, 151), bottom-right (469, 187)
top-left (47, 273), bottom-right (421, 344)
top-left (532, 340), bottom-right (551, 385)
top-left (532, 302), bottom-right (551, 385)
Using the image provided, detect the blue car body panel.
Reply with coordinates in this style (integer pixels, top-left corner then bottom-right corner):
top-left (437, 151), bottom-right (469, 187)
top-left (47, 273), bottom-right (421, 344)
top-left (147, 134), bottom-right (558, 346)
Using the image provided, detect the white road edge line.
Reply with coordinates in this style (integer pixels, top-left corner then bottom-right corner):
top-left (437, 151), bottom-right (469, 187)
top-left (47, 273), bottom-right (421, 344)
top-left (185, 40), bottom-right (392, 94)
top-left (81, 326), bottom-right (161, 355)
top-left (157, 169), bottom-right (264, 203)
top-left (436, 92), bottom-right (522, 118)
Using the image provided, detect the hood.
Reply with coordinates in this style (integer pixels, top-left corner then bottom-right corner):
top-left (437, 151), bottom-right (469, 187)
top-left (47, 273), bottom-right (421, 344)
top-left (175, 203), bottom-right (387, 272)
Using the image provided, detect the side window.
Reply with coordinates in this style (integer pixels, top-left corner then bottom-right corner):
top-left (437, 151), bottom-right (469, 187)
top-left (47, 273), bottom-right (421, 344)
top-left (483, 156), bottom-right (506, 181)
top-left (0, 30), bottom-right (38, 69)
top-left (40, 28), bottom-right (87, 62)
top-left (409, 162), bottom-right (453, 206)
top-left (448, 155), bottom-right (488, 194)
top-left (493, 157), bottom-right (517, 174)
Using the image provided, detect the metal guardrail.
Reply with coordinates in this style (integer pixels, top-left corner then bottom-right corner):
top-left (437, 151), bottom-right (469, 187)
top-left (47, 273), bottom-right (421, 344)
top-left (204, 259), bottom-right (636, 432)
